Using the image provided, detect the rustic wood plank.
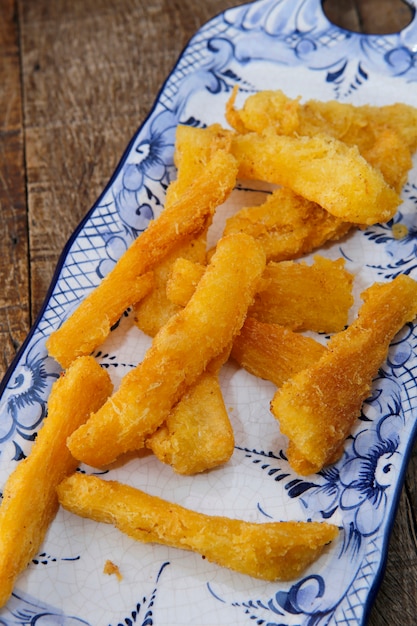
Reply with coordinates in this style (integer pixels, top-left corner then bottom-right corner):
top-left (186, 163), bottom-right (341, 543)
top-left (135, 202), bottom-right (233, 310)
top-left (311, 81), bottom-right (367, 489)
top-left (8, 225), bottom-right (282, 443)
top-left (19, 0), bottom-right (242, 318)
top-left (0, 1), bottom-right (415, 624)
top-left (323, 0), bottom-right (362, 32)
top-left (357, 0), bottom-right (413, 33)
top-left (24, 120), bottom-right (136, 316)
top-left (369, 466), bottom-right (417, 623)
top-left (323, 0), bottom-right (414, 33)
top-left (0, 0), bottom-right (29, 379)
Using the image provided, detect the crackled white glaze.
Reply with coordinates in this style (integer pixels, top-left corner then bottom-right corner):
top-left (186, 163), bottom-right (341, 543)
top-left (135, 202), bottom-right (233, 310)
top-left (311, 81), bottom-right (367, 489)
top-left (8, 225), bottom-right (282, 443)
top-left (1, 0), bottom-right (417, 624)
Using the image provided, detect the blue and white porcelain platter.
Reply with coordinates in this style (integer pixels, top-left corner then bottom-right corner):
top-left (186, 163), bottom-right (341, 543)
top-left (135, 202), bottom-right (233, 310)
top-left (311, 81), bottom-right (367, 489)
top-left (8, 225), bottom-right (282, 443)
top-left (1, 0), bottom-right (417, 623)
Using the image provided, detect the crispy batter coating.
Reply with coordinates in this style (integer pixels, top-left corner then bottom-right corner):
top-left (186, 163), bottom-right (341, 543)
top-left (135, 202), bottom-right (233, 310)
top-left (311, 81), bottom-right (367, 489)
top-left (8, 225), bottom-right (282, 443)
top-left (47, 271), bottom-right (154, 369)
top-left (232, 318), bottom-right (327, 388)
top-left (103, 559), bottom-right (123, 581)
top-left (166, 259), bottom-right (329, 387)
top-left (167, 255), bottom-right (354, 334)
top-left (135, 231), bottom-right (234, 475)
top-left (57, 473), bottom-right (339, 581)
top-left (47, 150), bottom-right (238, 368)
top-left (166, 123), bottom-right (233, 206)
top-left (15, 90), bottom-right (417, 594)
top-left (271, 275), bottom-right (417, 475)
top-left (67, 233), bottom-right (266, 467)
top-left (146, 369), bottom-right (234, 474)
top-left (300, 100), bottom-right (415, 191)
top-left (223, 187), bottom-right (352, 262)
top-left (249, 256), bottom-right (354, 333)
top-left (134, 231), bottom-right (208, 337)
top-left (0, 357), bottom-right (113, 607)
top-left (135, 235), bottom-right (233, 475)
top-left (359, 127), bottom-right (412, 192)
top-left (226, 88), bottom-right (417, 190)
top-left (226, 86), bottom-right (300, 136)
top-left (166, 257), bottom-right (206, 307)
top-left (231, 131), bottom-right (400, 225)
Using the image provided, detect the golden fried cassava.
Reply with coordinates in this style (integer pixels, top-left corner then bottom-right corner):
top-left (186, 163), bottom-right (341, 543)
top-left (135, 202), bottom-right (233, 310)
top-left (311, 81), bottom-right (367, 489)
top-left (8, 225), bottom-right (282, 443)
top-left (249, 256), bottom-right (354, 333)
top-left (147, 368), bottom-right (234, 474)
top-left (47, 150), bottom-right (238, 368)
top-left (10, 87), bottom-right (416, 596)
top-left (166, 123), bottom-right (233, 206)
top-left (223, 187), bottom-right (352, 262)
top-left (57, 473), bottom-right (339, 581)
top-left (230, 131), bottom-right (400, 225)
top-left (166, 257), bottom-right (206, 307)
top-left (166, 255), bottom-right (353, 334)
top-left (67, 233), bottom-right (266, 467)
top-left (47, 271), bottom-right (154, 369)
top-left (136, 247), bottom-right (234, 474)
top-left (134, 230), bottom-right (208, 337)
top-left (271, 275), bottom-right (417, 475)
top-left (226, 87), bottom-right (417, 190)
top-left (0, 356), bottom-right (112, 607)
top-left (231, 317), bottom-right (327, 388)
top-left (135, 233), bottom-right (234, 475)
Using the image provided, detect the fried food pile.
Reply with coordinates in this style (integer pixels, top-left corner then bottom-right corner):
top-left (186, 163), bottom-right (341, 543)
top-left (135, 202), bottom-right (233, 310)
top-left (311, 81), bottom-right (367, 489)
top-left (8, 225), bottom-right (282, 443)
top-left (2, 87), bottom-right (417, 605)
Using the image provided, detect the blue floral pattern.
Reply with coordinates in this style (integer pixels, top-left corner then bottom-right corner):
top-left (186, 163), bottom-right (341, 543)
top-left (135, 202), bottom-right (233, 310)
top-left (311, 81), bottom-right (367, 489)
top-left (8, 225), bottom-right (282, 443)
top-left (1, 0), bottom-right (417, 624)
top-left (112, 109), bottom-right (177, 237)
top-left (0, 340), bottom-right (60, 455)
top-left (1, 562), bottom-right (169, 626)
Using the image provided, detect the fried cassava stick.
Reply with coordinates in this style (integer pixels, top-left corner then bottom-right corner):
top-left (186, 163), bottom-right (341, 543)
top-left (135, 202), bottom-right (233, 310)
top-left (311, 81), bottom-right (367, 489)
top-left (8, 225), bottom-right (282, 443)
top-left (271, 274), bottom-right (417, 475)
top-left (166, 255), bottom-right (354, 334)
top-left (146, 368), bottom-right (234, 475)
top-left (222, 186), bottom-right (352, 262)
top-left (57, 473), bottom-right (339, 581)
top-left (231, 131), bottom-right (400, 225)
top-left (0, 356), bottom-right (113, 607)
top-left (47, 150), bottom-right (238, 368)
top-left (226, 87), bottom-right (417, 191)
top-left (231, 317), bottom-right (327, 388)
top-left (67, 233), bottom-right (266, 467)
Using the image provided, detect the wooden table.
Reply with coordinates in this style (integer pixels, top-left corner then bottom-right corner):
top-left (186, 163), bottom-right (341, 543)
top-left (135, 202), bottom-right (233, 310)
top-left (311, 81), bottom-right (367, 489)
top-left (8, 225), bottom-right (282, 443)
top-left (0, 0), bottom-right (416, 623)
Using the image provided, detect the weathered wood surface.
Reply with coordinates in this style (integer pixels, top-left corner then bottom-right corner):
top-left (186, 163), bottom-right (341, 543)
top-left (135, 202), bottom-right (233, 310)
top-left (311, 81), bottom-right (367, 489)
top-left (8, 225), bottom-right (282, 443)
top-left (0, 0), bottom-right (416, 623)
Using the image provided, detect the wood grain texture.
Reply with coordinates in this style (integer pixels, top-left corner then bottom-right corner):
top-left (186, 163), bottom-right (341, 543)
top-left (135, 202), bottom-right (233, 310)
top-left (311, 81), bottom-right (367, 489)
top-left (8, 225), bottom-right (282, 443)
top-left (0, 0), bottom-right (416, 623)
top-left (323, 0), bottom-right (414, 33)
top-left (0, 0), bottom-right (29, 376)
top-left (19, 0), bottom-right (243, 317)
